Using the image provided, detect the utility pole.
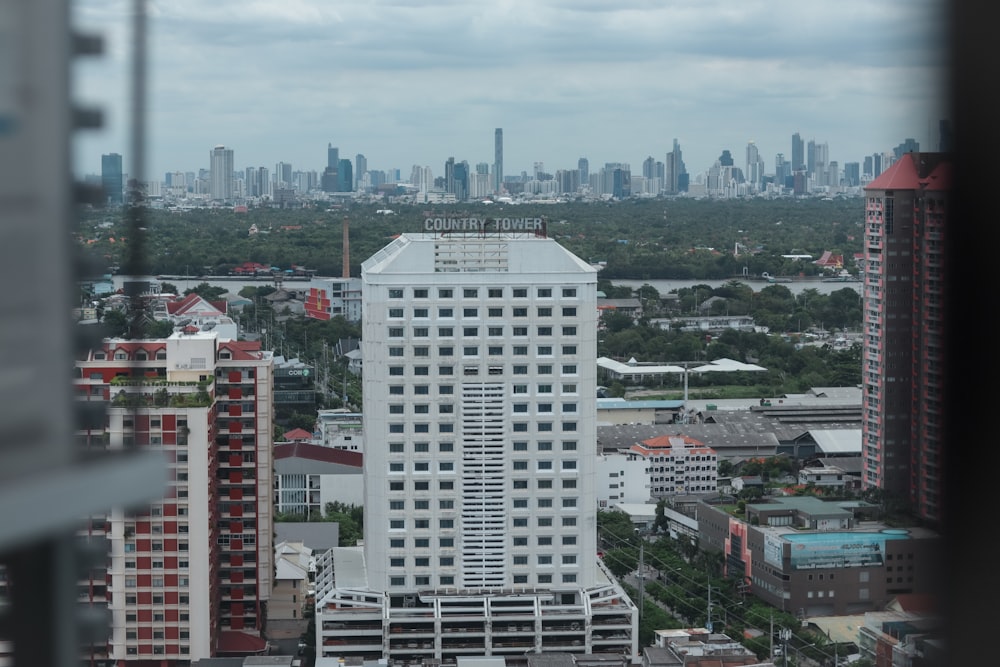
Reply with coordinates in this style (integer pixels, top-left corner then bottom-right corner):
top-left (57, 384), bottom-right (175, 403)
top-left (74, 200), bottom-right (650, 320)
top-left (637, 536), bottom-right (645, 622)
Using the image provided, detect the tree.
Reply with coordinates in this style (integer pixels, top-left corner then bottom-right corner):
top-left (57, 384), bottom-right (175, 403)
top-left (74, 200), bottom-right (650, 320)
top-left (184, 282), bottom-right (228, 300)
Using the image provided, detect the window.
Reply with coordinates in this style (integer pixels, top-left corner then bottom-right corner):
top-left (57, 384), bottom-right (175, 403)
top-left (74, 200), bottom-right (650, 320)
top-left (390, 538), bottom-right (405, 548)
top-left (562, 517), bottom-right (577, 527)
top-left (562, 345), bottom-right (577, 355)
top-left (488, 326), bottom-right (504, 336)
top-left (513, 288), bottom-right (527, 298)
top-left (513, 460), bottom-right (528, 470)
top-left (414, 346), bottom-right (429, 357)
top-left (414, 385), bottom-right (430, 394)
top-left (440, 537), bottom-right (454, 547)
top-left (538, 422), bottom-right (553, 432)
top-left (538, 383), bottom-right (553, 394)
top-left (562, 306), bottom-right (577, 316)
top-left (389, 289), bottom-right (403, 299)
top-left (391, 558), bottom-right (405, 567)
top-left (389, 405), bottom-right (404, 415)
top-left (537, 307), bottom-right (552, 317)
top-left (538, 460), bottom-right (553, 471)
top-left (513, 537), bottom-right (528, 546)
top-left (413, 327), bottom-right (429, 337)
top-left (439, 384), bottom-right (453, 394)
top-left (389, 385), bottom-right (404, 395)
top-left (513, 499), bottom-right (528, 508)
top-left (512, 326), bottom-right (528, 337)
top-left (562, 498), bottom-right (578, 508)
top-left (389, 308), bottom-right (404, 318)
top-left (562, 554), bottom-right (577, 565)
top-left (513, 555), bottom-right (528, 565)
top-left (439, 326), bottom-right (453, 336)
top-left (562, 288), bottom-right (577, 297)
top-left (562, 364), bottom-right (577, 375)
top-left (513, 518), bottom-right (528, 527)
top-left (513, 403), bottom-right (528, 414)
top-left (538, 498), bottom-right (553, 508)
top-left (537, 441), bottom-right (553, 451)
top-left (562, 326), bottom-right (577, 336)
top-left (415, 557), bottom-right (430, 567)
top-left (562, 479), bottom-right (577, 489)
top-left (414, 289), bottom-right (429, 298)
top-left (389, 481), bottom-right (404, 491)
top-left (488, 288), bottom-right (503, 298)
top-left (513, 365), bottom-right (528, 375)
top-left (488, 345), bottom-right (503, 356)
top-left (513, 384), bottom-right (528, 394)
top-left (538, 555), bottom-right (553, 565)
top-left (415, 538), bottom-right (430, 547)
top-left (439, 288), bottom-right (453, 298)
top-left (538, 365), bottom-right (552, 375)
top-left (463, 346), bottom-right (479, 356)
top-left (537, 326), bottom-right (552, 336)
top-left (488, 307), bottom-right (503, 317)
top-left (562, 422), bottom-right (577, 432)
top-left (389, 462), bottom-right (404, 472)
top-left (439, 480), bottom-right (454, 490)
top-left (413, 308), bottom-right (429, 318)
top-left (439, 462), bottom-right (454, 472)
top-left (439, 308), bottom-right (453, 319)
top-left (463, 327), bottom-right (478, 337)
top-left (562, 536), bottom-right (577, 545)
top-left (390, 519), bottom-right (405, 530)
top-left (439, 518), bottom-right (454, 528)
top-left (463, 288), bottom-right (478, 298)
top-left (439, 365), bottom-right (453, 375)
top-left (414, 366), bottom-right (429, 376)
top-left (513, 307), bottom-right (528, 317)
top-left (414, 461), bottom-right (430, 472)
top-left (389, 441), bottom-right (404, 452)
top-left (389, 424), bottom-right (404, 434)
top-left (537, 345), bottom-right (552, 356)
top-left (389, 366), bottom-right (404, 376)
top-left (439, 441), bottom-right (454, 452)
top-left (538, 403), bottom-right (552, 413)
top-left (512, 345), bottom-right (528, 356)
top-left (537, 288), bottom-right (552, 297)
top-left (513, 480), bottom-right (528, 489)
top-left (538, 574), bottom-right (553, 584)
top-left (463, 308), bottom-right (478, 318)
top-left (414, 519), bottom-right (430, 529)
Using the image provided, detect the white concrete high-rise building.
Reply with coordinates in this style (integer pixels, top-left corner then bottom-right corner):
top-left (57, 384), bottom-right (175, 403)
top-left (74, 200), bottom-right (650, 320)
top-left (315, 220), bottom-right (638, 664)
top-left (209, 144), bottom-right (234, 201)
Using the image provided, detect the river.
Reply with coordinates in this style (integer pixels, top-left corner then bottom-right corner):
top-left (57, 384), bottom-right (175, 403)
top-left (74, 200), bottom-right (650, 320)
top-left (112, 274), bottom-right (861, 298)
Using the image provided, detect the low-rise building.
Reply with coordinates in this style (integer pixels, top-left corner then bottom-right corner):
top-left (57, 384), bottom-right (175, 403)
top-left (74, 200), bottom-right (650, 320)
top-left (625, 434), bottom-right (718, 498)
top-left (697, 497), bottom-right (942, 617)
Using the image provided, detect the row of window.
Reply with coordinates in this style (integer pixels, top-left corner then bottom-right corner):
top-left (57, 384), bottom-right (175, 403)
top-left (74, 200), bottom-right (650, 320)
top-left (387, 525), bottom-right (578, 553)
top-left (388, 402), bottom-right (577, 415)
top-left (388, 287), bottom-right (579, 299)
top-left (389, 344), bottom-right (579, 357)
top-left (389, 306), bottom-right (579, 319)
top-left (391, 514), bottom-right (581, 532)
top-left (387, 478), bottom-right (577, 492)
top-left (387, 422), bottom-right (579, 436)
top-left (389, 573), bottom-right (578, 587)
top-left (388, 325), bottom-right (578, 338)
top-left (389, 552), bottom-right (580, 568)
top-left (387, 363), bottom-right (580, 376)
top-left (387, 383), bottom-right (579, 396)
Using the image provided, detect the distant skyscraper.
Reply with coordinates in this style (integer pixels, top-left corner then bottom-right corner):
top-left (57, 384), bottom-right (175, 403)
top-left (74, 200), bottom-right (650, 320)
top-left (718, 150), bottom-right (734, 167)
top-left (337, 159), bottom-right (353, 192)
top-left (665, 139), bottom-right (687, 194)
top-left (774, 153), bottom-right (788, 186)
top-left (494, 128), bottom-right (503, 194)
top-left (862, 152), bottom-right (951, 526)
top-left (355, 153), bottom-right (367, 190)
top-left (101, 152), bottom-right (123, 205)
top-left (209, 144), bottom-right (234, 201)
top-left (806, 140), bottom-right (817, 175)
top-left (578, 158), bottom-right (589, 186)
top-left (445, 157), bottom-right (456, 194)
top-left (844, 162), bottom-right (861, 187)
top-left (453, 161), bottom-right (469, 201)
top-left (275, 161), bottom-right (293, 189)
top-left (791, 132), bottom-right (804, 171)
top-left (893, 138), bottom-right (920, 159)
top-left (327, 144), bottom-right (339, 170)
top-left (642, 156), bottom-right (656, 180)
top-left (745, 141), bottom-right (764, 189)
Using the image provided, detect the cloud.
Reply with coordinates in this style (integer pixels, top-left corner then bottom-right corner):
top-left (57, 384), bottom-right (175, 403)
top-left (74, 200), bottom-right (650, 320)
top-left (73, 0), bottom-right (949, 179)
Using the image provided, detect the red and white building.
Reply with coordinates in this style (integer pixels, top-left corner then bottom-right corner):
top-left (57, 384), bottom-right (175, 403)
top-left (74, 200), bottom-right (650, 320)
top-left (624, 434), bottom-right (718, 497)
top-left (861, 152), bottom-right (950, 526)
top-left (75, 331), bottom-right (274, 665)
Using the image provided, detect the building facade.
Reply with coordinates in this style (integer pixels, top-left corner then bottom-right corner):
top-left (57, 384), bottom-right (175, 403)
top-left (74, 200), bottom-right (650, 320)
top-left (75, 332), bottom-right (274, 664)
top-left (314, 224), bottom-right (637, 664)
top-left (102, 152), bottom-right (124, 205)
top-left (209, 145), bottom-right (234, 201)
top-left (861, 153), bottom-right (950, 525)
top-left (624, 434), bottom-right (719, 498)
top-left (697, 497), bottom-right (942, 618)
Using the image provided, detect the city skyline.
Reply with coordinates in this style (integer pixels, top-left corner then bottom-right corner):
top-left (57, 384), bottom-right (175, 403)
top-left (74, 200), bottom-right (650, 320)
top-left (74, 0), bottom-right (947, 181)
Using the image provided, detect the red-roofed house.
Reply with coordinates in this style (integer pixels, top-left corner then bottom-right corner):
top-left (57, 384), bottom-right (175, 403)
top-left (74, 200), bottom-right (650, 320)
top-left (282, 427), bottom-right (314, 442)
top-left (625, 433), bottom-right (718, 497)
top-left (813, 250), bottom-right (844, 269)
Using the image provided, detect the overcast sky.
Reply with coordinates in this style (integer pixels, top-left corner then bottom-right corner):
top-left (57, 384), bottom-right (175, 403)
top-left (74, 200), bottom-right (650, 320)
top-left (74, 0), bottom-right (949, 182)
